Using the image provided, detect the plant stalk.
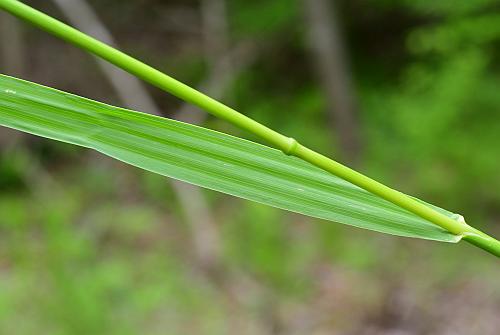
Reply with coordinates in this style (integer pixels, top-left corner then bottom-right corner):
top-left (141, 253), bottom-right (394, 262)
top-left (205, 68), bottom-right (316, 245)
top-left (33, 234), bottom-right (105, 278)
top-left (1, 0), bottom-right (499, 257)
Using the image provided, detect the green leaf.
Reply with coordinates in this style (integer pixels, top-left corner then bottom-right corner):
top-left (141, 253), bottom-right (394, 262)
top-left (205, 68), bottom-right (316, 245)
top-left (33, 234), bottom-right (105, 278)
top-left (0, 74), bottom-right (461, 242)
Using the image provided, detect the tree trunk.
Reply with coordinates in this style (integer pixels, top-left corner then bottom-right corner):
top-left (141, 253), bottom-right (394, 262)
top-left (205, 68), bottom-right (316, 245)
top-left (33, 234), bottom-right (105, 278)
top-left (303, 0), bottom-right (362, 165)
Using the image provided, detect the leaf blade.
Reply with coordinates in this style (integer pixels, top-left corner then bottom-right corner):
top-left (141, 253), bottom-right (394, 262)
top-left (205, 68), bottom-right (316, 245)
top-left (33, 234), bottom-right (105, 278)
top-left (0, 74), bottom-right (461, 242)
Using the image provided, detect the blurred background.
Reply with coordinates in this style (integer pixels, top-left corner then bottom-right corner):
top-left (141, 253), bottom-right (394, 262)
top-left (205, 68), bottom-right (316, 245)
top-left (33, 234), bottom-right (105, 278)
top-left (1, 0), bottom-right (500, 333)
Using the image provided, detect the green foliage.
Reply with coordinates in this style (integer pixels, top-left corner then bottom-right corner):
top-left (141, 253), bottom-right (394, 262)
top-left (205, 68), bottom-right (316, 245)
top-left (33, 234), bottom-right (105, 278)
top-left (229, 0), bottom-right (299, 37)
top-left (362, 0), bottom-right (500, 217)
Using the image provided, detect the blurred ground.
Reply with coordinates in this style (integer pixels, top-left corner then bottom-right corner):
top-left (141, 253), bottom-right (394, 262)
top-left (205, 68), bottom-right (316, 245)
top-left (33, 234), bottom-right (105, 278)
top-left (1, 0), bottom-right (499, 334)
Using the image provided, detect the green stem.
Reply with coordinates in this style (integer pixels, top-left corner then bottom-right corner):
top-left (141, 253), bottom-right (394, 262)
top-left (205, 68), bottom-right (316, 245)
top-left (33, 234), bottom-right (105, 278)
top-left (463, 233), bottom-right (500, 257)
top-left (1, 0), bottom-right (499, 257)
